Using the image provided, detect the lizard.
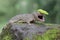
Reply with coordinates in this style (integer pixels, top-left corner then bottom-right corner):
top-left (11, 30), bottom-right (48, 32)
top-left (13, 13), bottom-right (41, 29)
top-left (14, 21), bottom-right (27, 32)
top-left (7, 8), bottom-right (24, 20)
top-left (8, 9), bottom-right (48, 25)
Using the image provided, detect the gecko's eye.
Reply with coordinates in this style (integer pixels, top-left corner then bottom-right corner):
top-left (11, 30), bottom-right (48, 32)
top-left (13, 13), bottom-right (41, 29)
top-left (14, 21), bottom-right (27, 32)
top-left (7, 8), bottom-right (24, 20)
top-left (38, 15), bottom-right (43, 19)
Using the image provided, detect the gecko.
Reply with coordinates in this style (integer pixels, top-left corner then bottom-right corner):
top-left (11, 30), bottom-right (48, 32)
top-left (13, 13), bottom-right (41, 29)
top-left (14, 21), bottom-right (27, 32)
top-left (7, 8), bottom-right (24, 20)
top-left (8, 9), bottom-right (48, 25)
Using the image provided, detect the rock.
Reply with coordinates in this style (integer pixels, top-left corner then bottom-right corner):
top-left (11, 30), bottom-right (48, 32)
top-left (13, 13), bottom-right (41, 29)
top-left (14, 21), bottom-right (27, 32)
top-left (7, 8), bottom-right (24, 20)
top-left (0, 23), bottom-right (60, 40)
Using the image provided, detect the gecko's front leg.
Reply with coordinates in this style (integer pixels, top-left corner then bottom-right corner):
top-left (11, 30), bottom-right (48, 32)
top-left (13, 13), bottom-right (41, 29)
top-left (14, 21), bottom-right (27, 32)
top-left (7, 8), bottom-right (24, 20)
top-left (27, 22), bottom-right (32, 25)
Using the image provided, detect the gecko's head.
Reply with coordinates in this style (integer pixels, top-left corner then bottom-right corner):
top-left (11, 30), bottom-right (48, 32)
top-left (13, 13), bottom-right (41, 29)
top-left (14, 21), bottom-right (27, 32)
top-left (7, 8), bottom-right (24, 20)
top-left (36, 9), bottom-right (48, 22)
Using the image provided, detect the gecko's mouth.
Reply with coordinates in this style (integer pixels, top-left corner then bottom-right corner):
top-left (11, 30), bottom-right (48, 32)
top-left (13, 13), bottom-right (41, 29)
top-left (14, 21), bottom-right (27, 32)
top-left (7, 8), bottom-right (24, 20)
top-left (38, 15), bottom-right (44, 21)
top-left (38, 15), bottom-right (43, 19)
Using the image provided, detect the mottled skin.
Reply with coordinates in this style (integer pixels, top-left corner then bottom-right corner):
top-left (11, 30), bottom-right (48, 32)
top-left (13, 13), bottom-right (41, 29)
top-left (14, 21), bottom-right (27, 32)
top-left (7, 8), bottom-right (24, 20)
top-left (9, 11), bottom-right (45, 25)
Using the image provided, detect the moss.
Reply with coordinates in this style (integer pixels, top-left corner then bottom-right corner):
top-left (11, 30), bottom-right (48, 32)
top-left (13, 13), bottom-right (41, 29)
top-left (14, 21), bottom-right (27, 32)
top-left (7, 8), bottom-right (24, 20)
top-left (2, 35), bottom-right (12, 40)
top-left (0, 24), bottom-right (14, 40)
top-left (43, 29), bottom-right (60, 40)
top-left (23, 28), bottom-right (60, 40)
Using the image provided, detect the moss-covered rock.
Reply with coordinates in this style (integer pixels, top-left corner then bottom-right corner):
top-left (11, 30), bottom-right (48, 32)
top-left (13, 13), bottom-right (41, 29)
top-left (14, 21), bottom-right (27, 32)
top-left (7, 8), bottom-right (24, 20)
top-left (0, 22), bottom-right (60, 40)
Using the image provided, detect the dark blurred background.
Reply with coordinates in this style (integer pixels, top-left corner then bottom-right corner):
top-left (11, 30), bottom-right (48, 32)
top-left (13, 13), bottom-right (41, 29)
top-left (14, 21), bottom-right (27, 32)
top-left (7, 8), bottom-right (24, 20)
top-left (0, 0), bottom-right (60, 30)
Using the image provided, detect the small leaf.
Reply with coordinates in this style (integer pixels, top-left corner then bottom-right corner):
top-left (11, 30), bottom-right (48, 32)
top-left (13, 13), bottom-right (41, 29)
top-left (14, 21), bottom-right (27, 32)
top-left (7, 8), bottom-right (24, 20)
top-left (37, 9), bottom-right (49, 15)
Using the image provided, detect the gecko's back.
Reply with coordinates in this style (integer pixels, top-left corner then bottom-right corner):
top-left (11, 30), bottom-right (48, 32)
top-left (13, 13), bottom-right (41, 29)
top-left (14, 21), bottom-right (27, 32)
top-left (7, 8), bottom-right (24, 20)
top-left (9, 13), bottom-right (35, 23)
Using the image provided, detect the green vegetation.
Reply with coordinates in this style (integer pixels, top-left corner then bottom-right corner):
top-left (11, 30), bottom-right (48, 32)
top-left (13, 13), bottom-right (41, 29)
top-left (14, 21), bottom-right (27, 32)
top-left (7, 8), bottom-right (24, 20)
top-left (37, 9), bottom-right (48, 15)
top-left (0, 0), bottom-right (60, 24)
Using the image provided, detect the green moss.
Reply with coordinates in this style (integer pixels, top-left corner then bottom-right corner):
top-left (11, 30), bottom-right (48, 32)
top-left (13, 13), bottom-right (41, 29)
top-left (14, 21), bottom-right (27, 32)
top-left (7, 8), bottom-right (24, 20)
top-left (2, 35), bottom-right (12, 40)
top-left (24, 28), bottom-right (60, 40)
top-left (0, 25), bottom-right (14, 40)
top-left (43, 29), bottom-right (60, 40)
